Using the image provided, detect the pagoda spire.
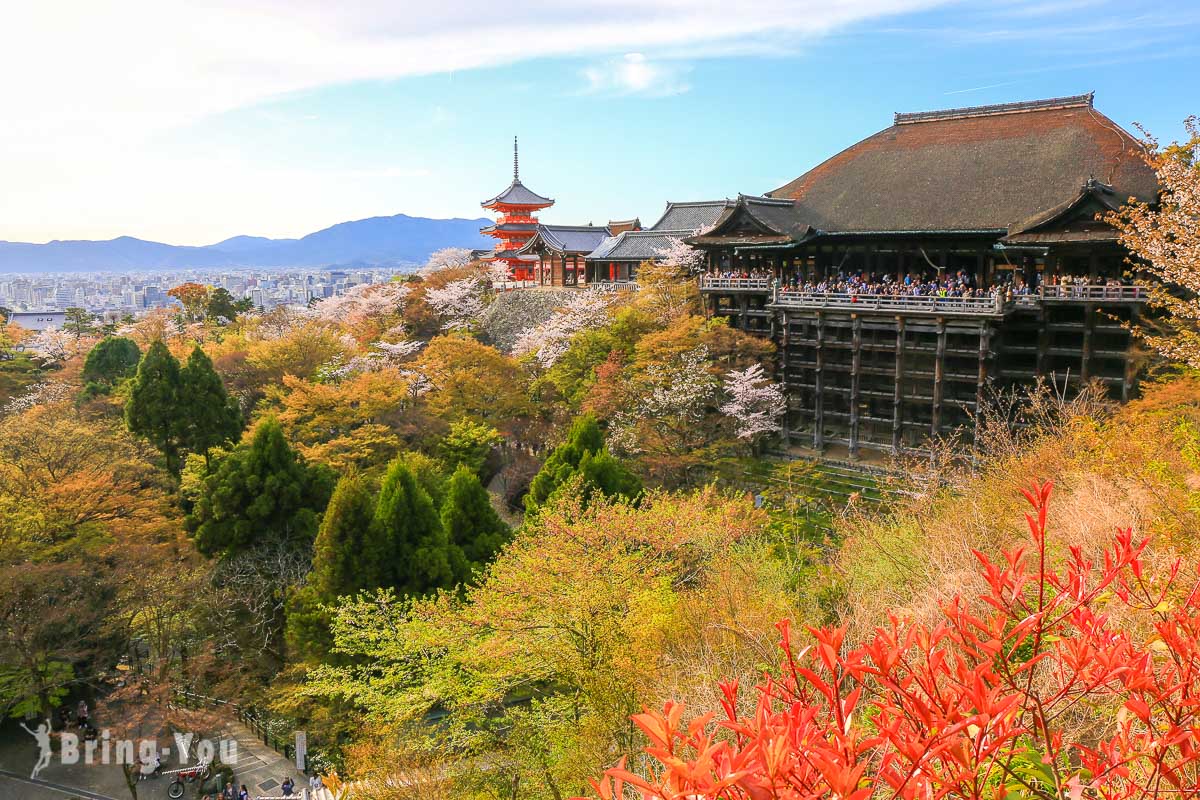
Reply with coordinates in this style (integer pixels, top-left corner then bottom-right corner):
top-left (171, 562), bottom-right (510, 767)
top-left (513, 136), bottom-right (519, 181)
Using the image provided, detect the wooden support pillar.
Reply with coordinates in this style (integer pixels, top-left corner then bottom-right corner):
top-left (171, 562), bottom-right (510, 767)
top-left (849, 315), bottom-right (862, 459)
top-left (538, 253), bottom-right (545, 285)
top-left (931, 318), bottom-right (947, 438)
top-left (1036, 308), bottom-right (1049, 377)
top-left (892, 316), bottom-right (905, 454)
top-left (976, 322), bottom-right (989, 427)
top-left (779, 312), bottom-right (790, 444)
top-left (813, 313), bottom-right (825, 451)
top-left (1081, 303), bottom-right (1094, 383)
top-left (975, 253), bottom-right (985, 290)
top-left (1122, 305), bottom-right (1139, 402)
top-left (738, 295), bottom-right (749, 331)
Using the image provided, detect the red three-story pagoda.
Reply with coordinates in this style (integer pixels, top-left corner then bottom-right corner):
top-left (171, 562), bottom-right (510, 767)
top-left (480, 137), bottom-right (554, 281)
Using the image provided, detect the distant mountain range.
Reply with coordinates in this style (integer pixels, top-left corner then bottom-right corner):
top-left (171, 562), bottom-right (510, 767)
top-left (0, 214), bottom-right (494, 273)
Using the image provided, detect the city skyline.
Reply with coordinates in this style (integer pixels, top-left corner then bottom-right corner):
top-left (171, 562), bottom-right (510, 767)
top-left (2, 0), bottom-right (1197, 246)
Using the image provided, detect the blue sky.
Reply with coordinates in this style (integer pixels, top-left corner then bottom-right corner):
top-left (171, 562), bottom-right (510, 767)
top-left (1, 0), bottom-right (1196, 245)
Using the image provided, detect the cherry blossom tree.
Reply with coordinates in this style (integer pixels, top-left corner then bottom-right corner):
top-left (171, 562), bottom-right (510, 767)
top-left (421, 247), bottom-right (474, 275)
top-left (719, 363), bottom-right (785, 441)
top-left (310, 282), bottom-right (411, 329)
top-left (653, 236), bottom-right (706, 275)
top-left (513, 291), bottom-right (612, 368)
top-left (27, 328), bottom-right (78, 366)
top-left (424, 278), bottom-right (487, 331)
top-left (608, 346), bottom-right (719, 457)
top-left (1109, 117), bottom-right (1200, 366)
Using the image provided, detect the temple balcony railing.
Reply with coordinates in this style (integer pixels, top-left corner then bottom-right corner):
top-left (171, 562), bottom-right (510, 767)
top-left (588, 280), bottom-right (640, 292)
top-left (769, 290), bottom-right (1008, 317)
top-left (492, 279), bottom-right (539, 291)
top-left (700, 276), bottom-right (772, 292)
top-left (1040, 284), bottom-right (1148, 302)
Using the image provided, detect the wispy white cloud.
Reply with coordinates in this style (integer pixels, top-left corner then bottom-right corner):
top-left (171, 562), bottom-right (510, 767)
top-left (0, 0), bottom-right (951, 242)
top-left (582, 53), bottom-right (690, 96)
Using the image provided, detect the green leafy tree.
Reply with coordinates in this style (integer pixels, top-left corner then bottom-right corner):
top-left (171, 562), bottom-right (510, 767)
top-left (124, 339), bottom-right (185, 474)
top-left (525, 415), bottom-right (640, 513)
top-left (81, 336), bottom-right (141, 392)
top-left (441, 465), bottom-right (510, 571)
top-left (438, 419), bottom-right (502, 477)
top-left (205, 287), bottom-right (241, 322)
top-left (370, 458), bottom-right (465, 595)
top-left (186, 418), bottom-right (334, 558)
top-left (179, 346), bottom-right (242, 465)
top-left (63, 307), bottom-right (95, 340)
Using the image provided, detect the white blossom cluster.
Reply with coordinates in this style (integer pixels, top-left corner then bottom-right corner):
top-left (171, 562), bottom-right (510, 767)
top-left (425, 278), bottom-right (487, 331)
top-left (653, 236), bottom-right (706, 274)
top-left (26, 329), bottom-right (80, 365)
top-left (319, 338), bottom-right (424, 379)
top-left (420, 247), bottom-right (474, 276)
top-left (608, 346), bottom-right (718, 454)
top-left (512, 291), bottom-right (611, 369)
top-left (719, 363), bottom-right (786, 440)
top-left (3, 380), bottom-right (74, 415)
top-left (310, 281), bottom-right (411, 326)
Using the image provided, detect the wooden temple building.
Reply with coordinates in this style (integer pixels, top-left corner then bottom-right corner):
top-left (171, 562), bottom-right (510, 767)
top-left (689, 93), bottom-right (1158, 457)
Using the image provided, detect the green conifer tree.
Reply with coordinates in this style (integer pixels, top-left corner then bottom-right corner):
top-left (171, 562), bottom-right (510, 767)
top-left (525, 414), bottom-right (640, 512)
top-left (81, 336), bottom-right (140, 397)
top-left (179, 345), bottom-right (242, 465)
top-left (124, 339), bottom-right (185, 474)
top-left (186, 418), bottom-right (334, 558)
top-left (441, 464), bottom-right (510, 575)
top-left (311, 473), bottom-right (380, 597)
top-left (371, 458), bottom-right (464, 595)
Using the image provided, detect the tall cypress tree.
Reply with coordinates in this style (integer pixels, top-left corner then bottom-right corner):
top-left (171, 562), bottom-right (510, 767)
top-left (525, 414), bottom-right (640, 512)
top-left (287, 472), bottom-right (378, 663)
top-left (125, 339), bottom-right (185, 474)
top-left (186, 418), bottom-right (334, 558)
top-left (179, 345), bottom-right (242, 465)
top-left (311, 473), bottom-right (380, 598)
top-left (371, 458), bottom-right (464, 595)
top-left (441, 465), bottom-right (510, 576)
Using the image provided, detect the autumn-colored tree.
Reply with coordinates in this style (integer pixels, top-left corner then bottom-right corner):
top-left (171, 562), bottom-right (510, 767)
top-left (168, 281), bottom-right (211, 322)
top-left (304, 490), bottom-right (766, 800)
top-left (584, 482), bottom-right (1200, 800)
top-left (412, 335), bottom-right (530, 431)
top-left (267, 368), bottom-right (428, 474)
top-left (1109, 117), bottom-right (1200, 366)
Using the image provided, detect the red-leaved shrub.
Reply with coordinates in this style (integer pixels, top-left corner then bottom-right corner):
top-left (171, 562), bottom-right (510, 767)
top-left (584, 481), bottom-right (1200, 800)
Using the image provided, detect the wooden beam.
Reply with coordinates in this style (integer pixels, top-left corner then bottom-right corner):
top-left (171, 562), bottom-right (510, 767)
top-left (849, 314), bottom-right (862, 459)
top-left (1081, 302), bottom-right (1094, 382)
top-left (814, 312), bottom-right (825, 451)
top-left (931, 318), bottom-right (947, 438)
top-left (976, 322), bottom-right (989, 428)
top-left (892, 315), bottom-right (905, 454)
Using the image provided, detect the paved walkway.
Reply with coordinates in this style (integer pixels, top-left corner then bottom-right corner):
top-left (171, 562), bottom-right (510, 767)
top-left (218, 717), bottom-right (309, 798)
top-left (0, 715), bottom-right (321, 800)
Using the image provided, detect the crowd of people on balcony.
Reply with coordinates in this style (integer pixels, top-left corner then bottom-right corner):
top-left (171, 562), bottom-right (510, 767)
top-left (702, 268), bottom-right (1139, 301)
